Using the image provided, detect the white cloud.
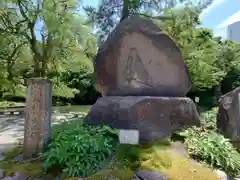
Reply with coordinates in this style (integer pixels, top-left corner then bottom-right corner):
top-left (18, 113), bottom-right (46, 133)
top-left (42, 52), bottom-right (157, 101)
top-left (213, 27), bottom-right (227, 38)
top-left (217, 10), bottom-right (240, 28)
top-left (199, 0), bottom-right (226, 20)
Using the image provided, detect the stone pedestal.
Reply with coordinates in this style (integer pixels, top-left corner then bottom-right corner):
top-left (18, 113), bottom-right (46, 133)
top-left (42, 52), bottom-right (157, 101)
top-left (23, 78), bottom-right (52, 159)
top-left (84, 96), bottom-right (200, 143)
top-left (217, 86), bottom-right (240, 141)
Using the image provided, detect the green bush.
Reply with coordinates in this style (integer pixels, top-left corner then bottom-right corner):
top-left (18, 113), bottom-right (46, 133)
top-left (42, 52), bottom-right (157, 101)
top-left (41, 120), bottom-right (118, 177)
top-left (179, 127), bottom-right (240, 177)
top-left (201, 107), bottom-right (218, 130)
top-left (0, 101), bottom-right (16, 108)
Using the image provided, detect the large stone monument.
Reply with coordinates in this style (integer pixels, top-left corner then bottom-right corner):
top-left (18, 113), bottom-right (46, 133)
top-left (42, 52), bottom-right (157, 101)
top-left (84, 16), bottom-right (200, 143)
top-left (217, 86), bottom-right (240, 142)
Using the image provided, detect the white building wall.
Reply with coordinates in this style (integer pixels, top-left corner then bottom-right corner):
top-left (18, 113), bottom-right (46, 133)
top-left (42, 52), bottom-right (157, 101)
top-left (227, 21), bottom-right (240, 44)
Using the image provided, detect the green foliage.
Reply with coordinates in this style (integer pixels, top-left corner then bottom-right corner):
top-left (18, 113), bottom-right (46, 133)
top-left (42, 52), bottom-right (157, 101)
top-left (221, 68), bottom-right (240, 94)
top-left (201, 107), bottom-right (218, 130)
top-left (179, 127), bottom-right (240, 177)
top-left (115, 141), bottom-right (219, 180)
top-left (179, 107), bottom-right (240, 177)
top-left (0, 0), bottom-right (97, 100)
top-left (84, 0), bottom-right (207, 43)
top-left (159, 6), bottom-right (237, 91)
top-left (41, 120), bottom-right (118, 177)
top-left (0, 101), bottom-right (16, 108)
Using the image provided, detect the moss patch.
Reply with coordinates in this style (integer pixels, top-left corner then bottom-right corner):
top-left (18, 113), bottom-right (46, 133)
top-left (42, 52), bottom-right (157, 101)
top-left (87, 168), bottom-right (134, 180)
top-left (0, 161), bottom-right (43, 177)
top-left (115, 142), bottom-right (219, 180)
top-left (0, 145), bottom-right (52, 178)
top-left (3, 145), bottom-right (23, 161)
top-left (0, 141), bottom-right (219, 180)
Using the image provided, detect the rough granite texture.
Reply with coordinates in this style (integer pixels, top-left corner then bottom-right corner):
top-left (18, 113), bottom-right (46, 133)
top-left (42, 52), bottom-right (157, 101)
top-left (94, 16), bottom-right (192, 97)
top-left (23, 78), bottom-right (52, 159)
top-left (217, 86), bottom-right (240, 142)
top-left (84, 96), bottom-right (200, 143)
top-left (136, 170), bottom-right (168, 180)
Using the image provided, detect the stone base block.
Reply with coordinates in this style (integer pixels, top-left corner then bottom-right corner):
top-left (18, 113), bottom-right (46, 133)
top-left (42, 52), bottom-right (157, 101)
top-left (84, 96), bottom-right (200, 143)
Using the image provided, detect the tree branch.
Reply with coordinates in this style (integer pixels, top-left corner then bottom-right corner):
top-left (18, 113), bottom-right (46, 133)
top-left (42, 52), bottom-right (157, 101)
top-left (17, 0), bottom-right (30, 21)
top-left (136, 13), bottom-right (173, 20)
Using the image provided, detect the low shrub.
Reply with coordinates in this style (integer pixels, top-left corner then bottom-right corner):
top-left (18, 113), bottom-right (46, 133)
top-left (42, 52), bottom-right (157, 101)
top-left (179, 127), bottom-right (240, 177)
top-left (201, 107), bottom-right (218, 130)
top-left (0, 101), bottom-right (16, 109)
top-left (41, 120), bottom-right (118, 177)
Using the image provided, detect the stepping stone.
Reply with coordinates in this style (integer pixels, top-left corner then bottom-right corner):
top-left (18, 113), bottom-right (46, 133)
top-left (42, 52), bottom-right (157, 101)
top-left (12, 172), bottom-right (28, 180)
top-left (135, 170), bottom-right (168, 180)
top-left (12, 154), bottom-right (24, 163)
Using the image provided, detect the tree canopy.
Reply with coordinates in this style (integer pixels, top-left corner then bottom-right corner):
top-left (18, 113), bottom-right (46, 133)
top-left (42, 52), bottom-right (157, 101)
top-left (0, 0), bottom-right (239, 106)
top-left (0, 0), bottom-right (97, 99)
top-left (158, 6), bottom-right (240, 91)
top-left (84, 0), bottom-right (213, 43)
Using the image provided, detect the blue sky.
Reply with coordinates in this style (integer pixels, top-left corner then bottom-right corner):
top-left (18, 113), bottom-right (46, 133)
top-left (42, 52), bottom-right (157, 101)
top-left (199, 0), bottom-right (240, 38)
top-left (35, 0), bottom-right (239, 39)
top-left (82, 0), bottom-right (240, 38)
top-left (82, 0), bottom-right (99, 7)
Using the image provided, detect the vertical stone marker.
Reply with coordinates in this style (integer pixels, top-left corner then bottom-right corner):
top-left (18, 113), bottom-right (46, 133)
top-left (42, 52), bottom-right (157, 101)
top-left (23, 78), bottom-right (52, 159)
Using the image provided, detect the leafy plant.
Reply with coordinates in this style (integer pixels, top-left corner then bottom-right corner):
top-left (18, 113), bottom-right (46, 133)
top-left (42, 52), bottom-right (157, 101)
top-left (180, 127), bottom-right (240, 177)
top-left (201, 107), bottom-right (218, 130)
top-left (0, 101), bottom-right (16, 108)
top-left (41, 120), bottom-right (118, 177)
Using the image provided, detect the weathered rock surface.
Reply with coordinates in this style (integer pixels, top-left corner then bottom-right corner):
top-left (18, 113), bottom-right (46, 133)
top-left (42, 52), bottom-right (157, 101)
top-left (1, 177), bottom-right (12, 180)
top-left (11, 172), bottom-right (27, 180)
top-left (217, 86), bottom-right (240, 141)
top-left (84, 96), bottom-right (200, 143)
top-left (213, 169), bottom-right (229, 180)
top-left (94, 16), bottom-right (191, 97)
top-left (24, 78), bottom-right (52, 159)
top-left (135, 170), bottom-right (168, 180)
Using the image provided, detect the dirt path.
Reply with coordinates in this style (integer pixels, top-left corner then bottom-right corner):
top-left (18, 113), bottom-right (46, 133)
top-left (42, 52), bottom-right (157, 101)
top-left (0, 115), bottom-right (69, 154)
top-left (0, 116), bottom-right (25, 154)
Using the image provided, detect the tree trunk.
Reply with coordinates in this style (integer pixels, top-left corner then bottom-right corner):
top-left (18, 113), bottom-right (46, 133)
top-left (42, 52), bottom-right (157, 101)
top-left (121, 0), bottom-right (130, 21)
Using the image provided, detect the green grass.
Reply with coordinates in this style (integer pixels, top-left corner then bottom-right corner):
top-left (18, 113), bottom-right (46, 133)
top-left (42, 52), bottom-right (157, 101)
top-left (0, 121), bottom-right (220, 180)
top-left (53, 105), bottom-right (92, 113)
top-left (0, 104), bottom-right (92, 113)
top-left (112, 142), bottom-right (219, 180)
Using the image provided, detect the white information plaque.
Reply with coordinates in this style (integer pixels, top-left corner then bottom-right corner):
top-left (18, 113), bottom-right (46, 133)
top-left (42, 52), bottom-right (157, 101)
top-left (118, 129), bottom-right (139, 145)
top-left (195, 97), bottom-right (200, 103)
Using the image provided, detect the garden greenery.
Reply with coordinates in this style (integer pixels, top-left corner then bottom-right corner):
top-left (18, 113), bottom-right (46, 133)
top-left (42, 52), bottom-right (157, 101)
top-left (178, 108), bottom-right (240, 177)
top-left (41, 120), bottom-right (118, 177)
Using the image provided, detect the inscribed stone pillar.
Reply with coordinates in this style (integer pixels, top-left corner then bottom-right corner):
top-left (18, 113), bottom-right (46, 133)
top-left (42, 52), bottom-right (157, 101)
top-left (23, 78), bottom-right (52, 159)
